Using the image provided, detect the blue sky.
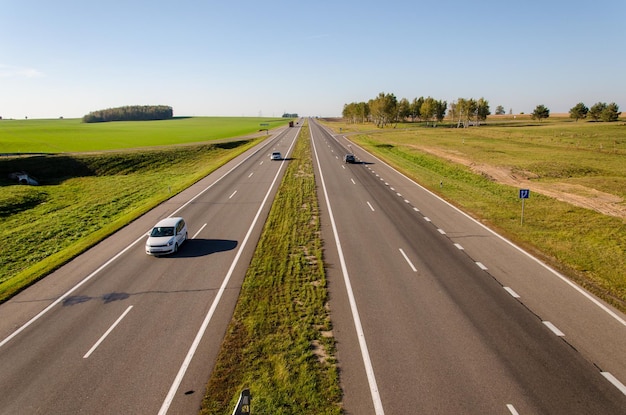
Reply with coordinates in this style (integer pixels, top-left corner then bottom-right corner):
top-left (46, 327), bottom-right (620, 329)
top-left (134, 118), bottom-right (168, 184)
top-left (1, 0), bottom-right (624, 119)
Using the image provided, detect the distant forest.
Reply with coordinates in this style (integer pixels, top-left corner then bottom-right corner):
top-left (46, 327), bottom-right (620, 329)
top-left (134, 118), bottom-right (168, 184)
top-left (82, 105), bottom-right (173, 123)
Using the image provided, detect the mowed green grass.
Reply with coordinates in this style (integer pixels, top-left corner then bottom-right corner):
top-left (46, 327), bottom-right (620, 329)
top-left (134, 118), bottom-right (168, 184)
top-left (1, 117), bottom-right (342, 413)
top-left (0, 142), bottom-right (260, 301)
top-left (0, 117), bottom-right (287, 153)
top-left (0, 117), bottom-right (286, 302)
top-left (324, 116), bottom-right (626, 311)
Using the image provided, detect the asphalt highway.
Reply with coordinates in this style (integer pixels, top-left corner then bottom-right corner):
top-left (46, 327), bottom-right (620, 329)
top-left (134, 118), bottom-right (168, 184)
top-left (309, 119), bottom-right (626, 414)
top-left (0, 124), bottom-right (299, 414)
top-left (2, 118), bottom-right (625, 415)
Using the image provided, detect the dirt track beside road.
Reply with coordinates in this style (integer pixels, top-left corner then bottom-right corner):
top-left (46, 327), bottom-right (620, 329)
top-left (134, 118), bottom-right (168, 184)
top-left (409, 145), bottom-right (626, 219)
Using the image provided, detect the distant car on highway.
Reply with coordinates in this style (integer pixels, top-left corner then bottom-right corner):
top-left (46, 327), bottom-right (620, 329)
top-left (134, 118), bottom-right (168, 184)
top-left (145, 217), bottom-right (188, 255)
top-left (344, 153), bottom-right (356, 163)
top-left (271, 151), bottom-right (282, 160)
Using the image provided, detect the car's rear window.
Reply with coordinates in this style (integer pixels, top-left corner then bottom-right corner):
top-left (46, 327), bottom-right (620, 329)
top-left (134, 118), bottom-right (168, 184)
top-left (151, 227), bottom-right (174, 237)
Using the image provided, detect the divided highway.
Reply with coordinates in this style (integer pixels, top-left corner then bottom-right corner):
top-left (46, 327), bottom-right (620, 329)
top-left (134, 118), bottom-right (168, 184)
top-left (309, 119), bottom-right (626, 414)
top-left (2, 119), bottom-right (625, 414)
top-left (0, 125), bottom-right (299, 414)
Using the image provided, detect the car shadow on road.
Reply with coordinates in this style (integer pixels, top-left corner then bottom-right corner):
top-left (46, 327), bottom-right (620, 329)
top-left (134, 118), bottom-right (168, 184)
top-left (346, 161), bottom-right (373, 165)
top-left (170, 238), bottom-right (238, 258)
top-left (59, 239), bottom-right (238, 306)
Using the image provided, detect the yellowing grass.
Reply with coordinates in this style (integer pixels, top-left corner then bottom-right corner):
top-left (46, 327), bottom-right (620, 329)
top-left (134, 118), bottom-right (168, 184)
top-left (324, 117), bottom-right (626, 311)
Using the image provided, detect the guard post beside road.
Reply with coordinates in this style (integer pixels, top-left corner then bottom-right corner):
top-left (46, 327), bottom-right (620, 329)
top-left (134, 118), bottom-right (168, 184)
top-left (232, 389), bottom-right (251, 415)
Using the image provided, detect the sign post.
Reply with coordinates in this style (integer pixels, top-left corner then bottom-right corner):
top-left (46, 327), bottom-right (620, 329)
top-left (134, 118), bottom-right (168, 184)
top-left (519, 189), bottom-right (530, 225)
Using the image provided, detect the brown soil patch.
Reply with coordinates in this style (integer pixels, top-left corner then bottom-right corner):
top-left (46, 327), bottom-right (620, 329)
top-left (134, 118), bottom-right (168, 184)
top-left (409, 145), bottom-right (626, 219)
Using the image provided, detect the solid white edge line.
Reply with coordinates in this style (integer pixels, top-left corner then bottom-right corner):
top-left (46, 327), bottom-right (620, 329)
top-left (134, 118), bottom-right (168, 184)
top-left (0, 235), bottom-right (144, 349)
top-left (340, 137), bottom-right (626, 327)
top-left (399, 249), bottom-right (418, 273)
top-left (506, 404), bottom-right (520, 415)
top-left (83, 305), bottom-right (133, 359)
top-left (328, 121), bottom-right (626, 406)
top-left (0, 131), bottom-right (290, 350)
top-left (601, 372), bottom-right (626, 396)
top-left (543, 321), bottom-right (565, 337)
top-left (310, 123), bottom-right (385, 415)
top-left (157, 128), bottom-right (299, 415)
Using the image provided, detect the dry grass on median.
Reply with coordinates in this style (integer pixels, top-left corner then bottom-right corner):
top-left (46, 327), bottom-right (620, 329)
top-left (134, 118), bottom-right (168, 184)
top-left (200, 121), bottom-right (342, 415)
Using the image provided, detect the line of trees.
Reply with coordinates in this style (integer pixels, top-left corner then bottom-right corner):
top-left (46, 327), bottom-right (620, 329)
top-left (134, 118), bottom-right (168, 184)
top-left (82, 105), bottom-right (173, 123)
top-left (523, 102), bottom-right (620, 122)
top-left (344, 94), bottom-right (622, 127)
top-left (449, 98), bottom-right (490, 128)
top-left (569, 102), bottom-right (621, 122)
top-left (343, 93), bottom-right (490, 128)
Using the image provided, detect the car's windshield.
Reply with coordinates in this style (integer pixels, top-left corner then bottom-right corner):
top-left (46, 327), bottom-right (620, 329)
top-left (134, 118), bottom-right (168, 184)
top-left (150, 226), bottom-right (174, 237)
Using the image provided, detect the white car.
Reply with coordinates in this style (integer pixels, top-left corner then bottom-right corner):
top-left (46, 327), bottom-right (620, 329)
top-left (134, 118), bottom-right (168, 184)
top-left (271, 151), bottom-right (282, 160)
top-left (145, 217), bottom-right (188, 255)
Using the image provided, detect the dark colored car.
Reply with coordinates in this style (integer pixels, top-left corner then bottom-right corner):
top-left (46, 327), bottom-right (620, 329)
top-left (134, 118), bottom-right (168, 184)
top-left (344, 153), bottom-right (356, 163)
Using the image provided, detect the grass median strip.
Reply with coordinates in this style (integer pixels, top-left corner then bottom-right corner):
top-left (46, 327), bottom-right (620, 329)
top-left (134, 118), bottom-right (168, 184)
top-left (200, 122), bottom-right (342, 414)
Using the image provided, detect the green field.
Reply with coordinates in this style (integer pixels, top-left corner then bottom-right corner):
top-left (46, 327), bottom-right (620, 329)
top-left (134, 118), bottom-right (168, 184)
top-left (2, 115), bottom-right (625, 311)
top-left (0, 117), bottom-right (290, 301)
top-left (0, 117), bottom-right (287, 154)
top-left (1, 114), bottom-right (625, 412)
top-left (323, 116), bottom-right (626, 311)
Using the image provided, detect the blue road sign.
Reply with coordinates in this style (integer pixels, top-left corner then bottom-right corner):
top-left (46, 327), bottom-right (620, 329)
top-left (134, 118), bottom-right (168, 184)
top-left (519, 189), bottom-right (530, 199)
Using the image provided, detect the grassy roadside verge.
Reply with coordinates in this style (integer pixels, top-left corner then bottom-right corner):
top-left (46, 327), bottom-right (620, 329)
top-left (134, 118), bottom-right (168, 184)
top-left (200, 121), bottom-right (342, 414)
top-left (324, 119), bottom-right (626, 312)
top-left (0, 139), bottom-right (261, 302)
